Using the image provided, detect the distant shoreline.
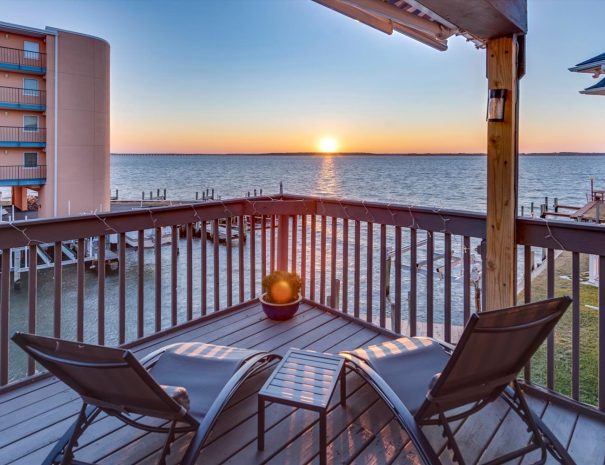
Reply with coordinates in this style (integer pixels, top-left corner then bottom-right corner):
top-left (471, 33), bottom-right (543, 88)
top-left (111, 152), bottom-right (605, 157)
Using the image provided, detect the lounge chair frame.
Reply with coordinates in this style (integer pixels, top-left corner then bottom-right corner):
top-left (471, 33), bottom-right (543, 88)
top-left (342, 297), bottom-right (576, 465)
top-left (12, 334), bottom-right (280, 465)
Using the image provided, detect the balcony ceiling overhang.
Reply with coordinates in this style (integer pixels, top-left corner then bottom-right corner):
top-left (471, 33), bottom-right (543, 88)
top-left (311, 0), bottom-right (527, 51)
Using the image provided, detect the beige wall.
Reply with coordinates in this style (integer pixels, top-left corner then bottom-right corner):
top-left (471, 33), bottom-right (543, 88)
top-left (0, 148), bottom-right (46, 165)
top-left (0, 32), bottom-right (46, 53)
top-left (39, 31), bottom-right (110, 218)
top-left (0, 111), bottom-right (46, 127)
top-left (0, 73), bottom-right (46, 91)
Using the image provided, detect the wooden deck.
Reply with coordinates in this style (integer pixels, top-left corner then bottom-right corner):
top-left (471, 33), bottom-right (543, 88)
top-left (0, 300), bottom-right (604, 465)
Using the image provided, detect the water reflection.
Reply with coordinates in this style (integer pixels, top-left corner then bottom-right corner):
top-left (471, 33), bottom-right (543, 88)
top-left (314, 155), bottom-right (339, 197)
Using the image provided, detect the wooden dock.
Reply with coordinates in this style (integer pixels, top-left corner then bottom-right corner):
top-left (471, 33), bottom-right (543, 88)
top-left (1, 300), bottom-right (603, 465)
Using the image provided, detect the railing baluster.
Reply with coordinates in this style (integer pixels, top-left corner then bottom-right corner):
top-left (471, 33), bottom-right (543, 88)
top-left (136, 231), bottom-right (144, 337)
top-left (250, 215), bottom-right (256, 298)
top-left (409, 229), bottom-right (417, 337)
top-left (310, 215), bottom-right (316, 301)
top-left (481, 241), bottom-right (486, 312)
top-left (155, 227), bottom-right (162, 331)
top-left (463, 236), bottom-right (471, 324)
top-left (239, 215), bottom-right (245, 303)
top-left (598, 256), bottom-right (605, 410)
top-left (291, 215), bottom-right (297, 274)
top-left (171, 225), bottom-right (178, 327)
top-left (572, 251), bottom-right (580, 401)
top-left (320, 216), bottom-right (327, 305)
top-left (426, 232), bottom-right (434, 337)
top-left (394, 226), bottom-right (402, 334)
top-left (226, 218), bottom-right (233, 308)
top-left (99, 235), bottom-right (107, 344)
top-left (444, 233), bottom-right (452, 343)
top-left (367, 222), bottom-right (373, 323)
top-left (54, 242), bottom-right (61, 338)
top-left (201, 221), bottom-right (207, 315)
top-left (524, 245), bottom-right (532, 382)
top-left (261, 215), bottom-right (267, 280)
top-left (379, 224), bottom-right (386, 328)
top-left (187, 223), bottom-right (194, 320)
top-left (213, 219), bottom-right (220, 311)
top-left (547, 248), bottom-right (555, 390)
top-left (118, 233), bottom-right (126, 344)
top-left (330, 217), bottom-right (338, 309)
top-left (26, 245), bottom-right (36, 376)
top-left (270, 215), bottom-right (276, 273)
top-left (342, 218), bottom-right (349, 314)
top-left (1, 249), bottom-right (9, 385)
top-left (301, 215), bottom-right (307, 296)
top-left (354, 220), bottom-right (361, 319)
top-left (77, 238), bottom-right (85, 342)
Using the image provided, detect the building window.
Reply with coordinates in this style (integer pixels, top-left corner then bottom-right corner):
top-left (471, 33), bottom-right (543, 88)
top-left (23, 41), bottom-right (40, 61)
top-left (23, 78), bottom-right (39, 97)
top-left (23, 115), bottom-right (39, 132)
top-left (24, 153), bottom-right (38, 167)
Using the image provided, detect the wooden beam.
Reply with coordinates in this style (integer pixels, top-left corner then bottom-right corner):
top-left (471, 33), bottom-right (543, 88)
top-left (485, 35), bottom-right (520, 311)
top-left (418, 0), bottom-right (527, 39)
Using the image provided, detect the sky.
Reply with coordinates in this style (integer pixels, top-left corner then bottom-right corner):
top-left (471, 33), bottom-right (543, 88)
top-left (1, 0), bottom-right (605, 154)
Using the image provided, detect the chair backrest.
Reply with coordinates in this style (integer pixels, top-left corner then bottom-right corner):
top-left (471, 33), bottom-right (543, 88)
top-left (417, 296), bottom-right (571, 419)
top-left (12, 332), bottom-right (190, 421)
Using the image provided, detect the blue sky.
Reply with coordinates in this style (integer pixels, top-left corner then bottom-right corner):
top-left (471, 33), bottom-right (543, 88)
top-left (2, 0), bottom-right (604, 153)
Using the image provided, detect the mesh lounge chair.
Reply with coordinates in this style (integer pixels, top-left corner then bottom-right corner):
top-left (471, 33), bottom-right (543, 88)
top-left (11, 333), bottom-right (280, 465)
top-left (341, 297), bottom-right (575, 465)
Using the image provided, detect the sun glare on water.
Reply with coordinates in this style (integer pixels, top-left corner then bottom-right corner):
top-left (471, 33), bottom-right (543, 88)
top-left (318, 137), bottom-right (339, 153)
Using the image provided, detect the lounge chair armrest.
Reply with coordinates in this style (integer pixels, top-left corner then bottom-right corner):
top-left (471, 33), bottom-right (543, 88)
top-left (341, 353), bottom-right (441, 465)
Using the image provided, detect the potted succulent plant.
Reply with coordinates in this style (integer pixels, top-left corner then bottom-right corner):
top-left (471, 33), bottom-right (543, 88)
top-left (260, 270), bottom-right (302, 321)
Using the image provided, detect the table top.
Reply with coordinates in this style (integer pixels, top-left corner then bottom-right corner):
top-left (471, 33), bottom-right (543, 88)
top-left (259, 349), bottom-right (345, 410)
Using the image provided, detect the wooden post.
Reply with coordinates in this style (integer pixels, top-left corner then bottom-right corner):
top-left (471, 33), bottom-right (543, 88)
top-left (485, 35), bottom-right (521, 311)
top-left (277, 214), bottom-right (289, 271)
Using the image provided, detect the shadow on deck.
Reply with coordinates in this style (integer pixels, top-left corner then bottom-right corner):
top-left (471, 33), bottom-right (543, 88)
top-left (0, 300), bottom-right (604, 465)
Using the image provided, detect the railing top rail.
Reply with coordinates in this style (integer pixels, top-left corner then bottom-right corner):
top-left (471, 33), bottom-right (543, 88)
top-left (0, 193), bottom-right (603, 255)
top-left (0, 44), bottom-right (47, 55)
top-left (0, 195), bottom-right (310, 248)
top-left (0, 85), bottom-right (46, 90)
top-left (0, 126), bottom-right (47, 129)
top-left (0, 164), bottom-right (46, 168)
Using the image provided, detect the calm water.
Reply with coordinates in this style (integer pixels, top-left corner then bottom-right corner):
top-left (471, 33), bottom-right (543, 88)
top-left (7, 154), bottom-right (605, 381)
top-left (110, 154), bottom-right (605, 213)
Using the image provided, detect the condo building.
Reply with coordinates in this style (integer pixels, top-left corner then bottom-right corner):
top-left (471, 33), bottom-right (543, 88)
top-left (0, 22), bottom-right (109, 218)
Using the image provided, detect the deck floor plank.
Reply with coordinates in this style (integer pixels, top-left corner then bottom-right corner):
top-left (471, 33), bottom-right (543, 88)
top-left (1, 300), bottom-right (604, 465)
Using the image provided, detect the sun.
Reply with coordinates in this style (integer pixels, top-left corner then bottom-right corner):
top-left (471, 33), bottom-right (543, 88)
top-left (318, 136), bottom-right (339, 153)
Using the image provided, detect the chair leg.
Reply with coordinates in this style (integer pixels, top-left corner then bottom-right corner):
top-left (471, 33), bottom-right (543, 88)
top-left (157, 420), bottom-right (177, 465)
top-left (438, 408), bottom-right (466, 465)
top-left (42, 403), bottom-right (99, 465)
top-left (501, 381), bottom-right (576, 465)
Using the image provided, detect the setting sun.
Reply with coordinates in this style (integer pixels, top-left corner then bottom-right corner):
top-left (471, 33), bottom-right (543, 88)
top-left (318, 137), bottom-right (339, 153)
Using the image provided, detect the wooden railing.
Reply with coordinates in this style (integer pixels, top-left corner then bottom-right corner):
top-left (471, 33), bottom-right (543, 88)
top-left (0, 194), bottom-right (603, 412)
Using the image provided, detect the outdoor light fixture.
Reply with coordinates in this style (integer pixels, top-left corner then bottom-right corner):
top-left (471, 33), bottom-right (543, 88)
top-left (487, 89), bottom-right (507, 121)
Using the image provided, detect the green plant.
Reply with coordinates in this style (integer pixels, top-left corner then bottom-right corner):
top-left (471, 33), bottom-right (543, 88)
top-left (261, 270), bottom-right (302, 304)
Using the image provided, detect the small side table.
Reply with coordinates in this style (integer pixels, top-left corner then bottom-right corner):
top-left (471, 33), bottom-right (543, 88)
top-left (257, 349), bottom-right (346, 465)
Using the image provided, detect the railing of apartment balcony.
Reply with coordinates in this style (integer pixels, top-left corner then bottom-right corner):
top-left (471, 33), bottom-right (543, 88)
top-left (0, 195), bottom-right (603, 414)
top-left (0, 86), bottom-right (46, 108)
top-left (0, 126), bottom-right (46, 144)
top-left (0, 45), bottom-right (46, 71)
top-left (0, 164), bottom-right (46, 181)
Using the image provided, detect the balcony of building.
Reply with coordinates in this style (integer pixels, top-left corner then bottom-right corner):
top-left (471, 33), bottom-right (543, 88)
top-left (0, 164), bottom-right (46, 187)
top-left (0, 86), bottom-right (46, 111)
top-left (0, 195), bottom-right (603, 464)
top-left (0, 126), bottom-right (46, 148)
top-left (0, 45), bottom-right (46, 74)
